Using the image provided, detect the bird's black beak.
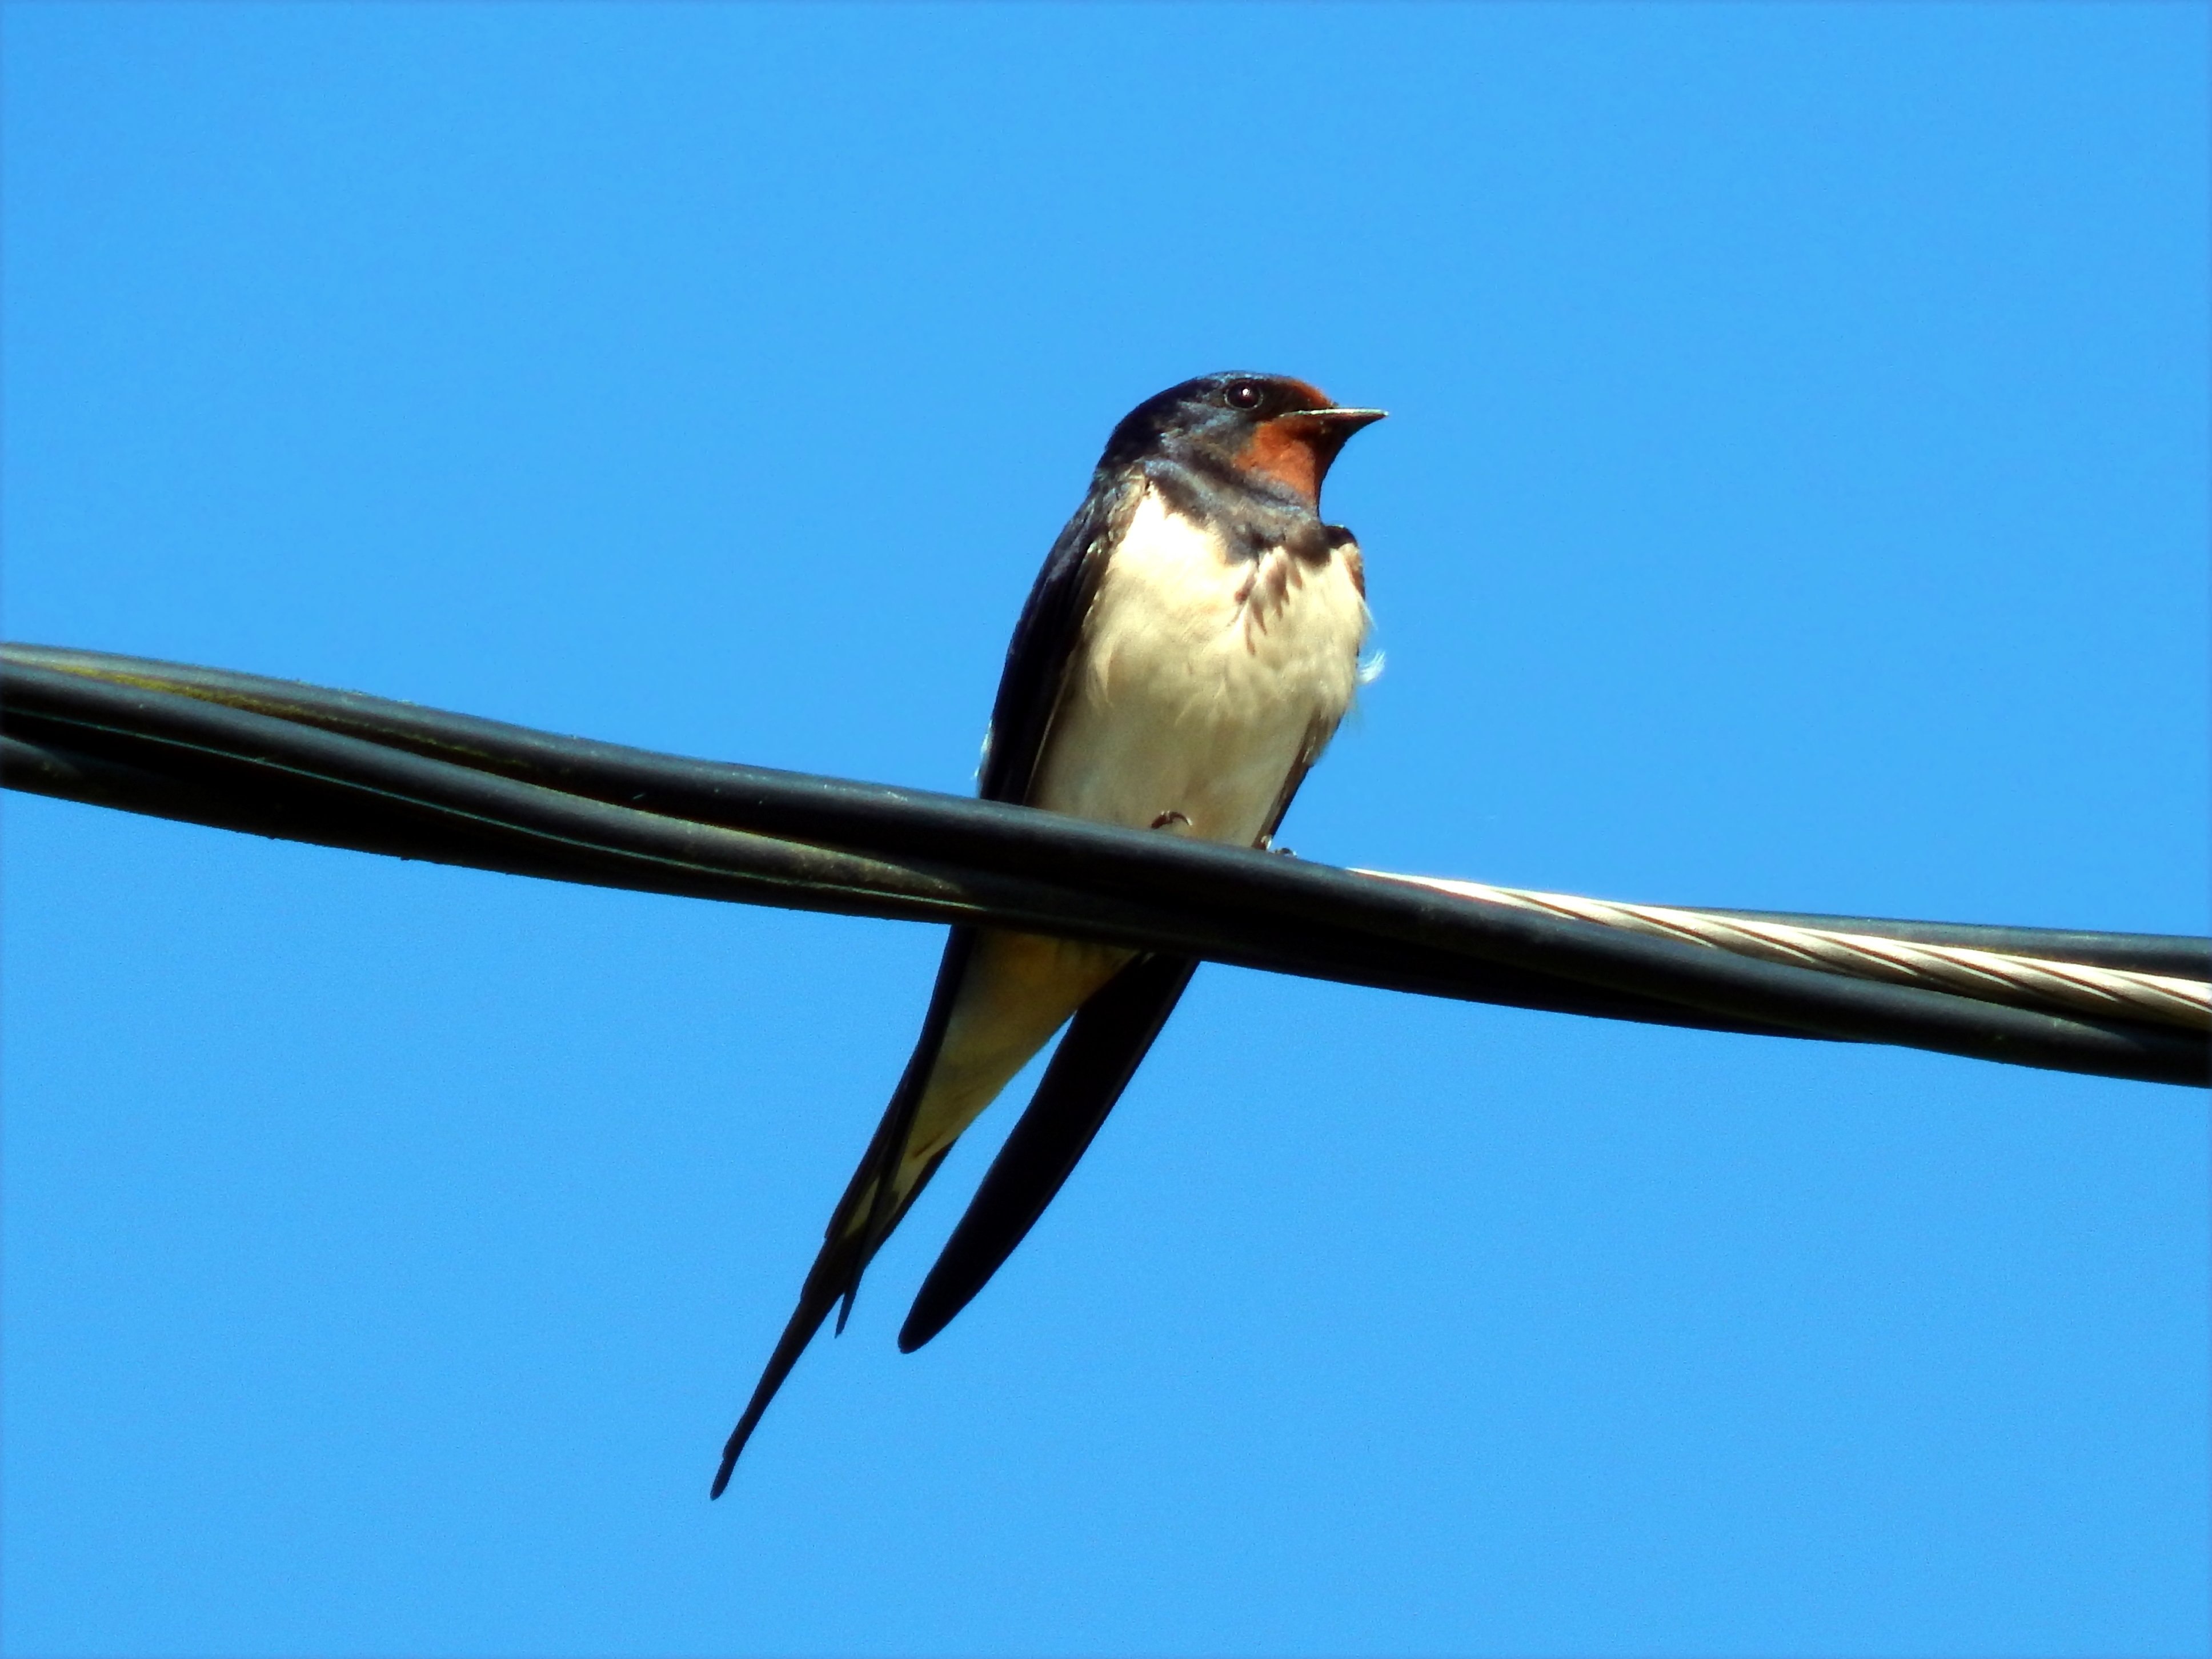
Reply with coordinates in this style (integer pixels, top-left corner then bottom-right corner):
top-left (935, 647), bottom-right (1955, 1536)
top-left (1283, 406), bottom-right (1386, 475)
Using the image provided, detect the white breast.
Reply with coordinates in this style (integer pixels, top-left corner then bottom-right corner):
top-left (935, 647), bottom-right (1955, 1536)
top-left (1030, 483), bottom-right (1369, 847)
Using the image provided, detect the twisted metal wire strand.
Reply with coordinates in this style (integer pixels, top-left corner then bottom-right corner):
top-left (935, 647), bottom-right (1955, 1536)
top-left (1372, 876), bottom-right (2209, 1033)
top-left (3, 643), bottom-right (2205, 1088)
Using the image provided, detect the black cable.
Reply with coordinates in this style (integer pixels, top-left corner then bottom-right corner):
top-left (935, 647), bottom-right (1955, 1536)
top-left (0, 702), bottom-right (1826, 1040)
top-left (2, 645), bottom-right (2204, 1088)
top-left (10, 643), bottom-right (2199, 977)
top-left (0, 710), bottom-right (1828, 1039)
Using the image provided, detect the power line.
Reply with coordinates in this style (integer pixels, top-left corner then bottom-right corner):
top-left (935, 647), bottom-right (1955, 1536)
top-left (3, 643), bottom-right (2204, 1088)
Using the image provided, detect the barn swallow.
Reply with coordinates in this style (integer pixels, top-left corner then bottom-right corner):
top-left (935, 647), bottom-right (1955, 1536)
top-left (711, 371), bottom-right (1383, 1496)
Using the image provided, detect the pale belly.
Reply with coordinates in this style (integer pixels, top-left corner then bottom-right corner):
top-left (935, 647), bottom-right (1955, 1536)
top-left (1031, 484), bottom-right (1369, 844)
top-left (890, 486), bottom-right (1370, 1188)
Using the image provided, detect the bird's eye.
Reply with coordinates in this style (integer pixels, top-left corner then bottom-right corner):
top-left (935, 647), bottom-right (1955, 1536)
top-left (1226, 380), bottom-right (1265, 410)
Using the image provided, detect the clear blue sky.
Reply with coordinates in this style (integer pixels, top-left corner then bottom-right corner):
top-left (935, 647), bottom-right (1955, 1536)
top-left (3, 5), bottom-right (2206, 1654)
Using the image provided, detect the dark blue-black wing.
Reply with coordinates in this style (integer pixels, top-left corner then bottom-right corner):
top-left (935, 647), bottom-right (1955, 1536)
top-left (711, 471), bottom-right (1141, 1497)
top-left (838, 468), bottom-right (1146, 1255)
top-left (977, 468), bottom-right (1141, 805)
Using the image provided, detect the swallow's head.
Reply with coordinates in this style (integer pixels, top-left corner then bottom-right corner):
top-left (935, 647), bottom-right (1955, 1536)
top-left (1100, 371), bottom-right (1385, 506)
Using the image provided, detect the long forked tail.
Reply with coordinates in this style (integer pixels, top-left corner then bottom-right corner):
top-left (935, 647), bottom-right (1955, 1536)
top-left (709, 1239), bottom-right (850, 1497)
top-left (710, 932), bottom-right (980, 1498)
top-left (900, 953), bottom-right (1197, 1353)
top-left (710, 1138), bottom-right (954, 1497)
top-left (712, 933), bottom-right (1196, 1494)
